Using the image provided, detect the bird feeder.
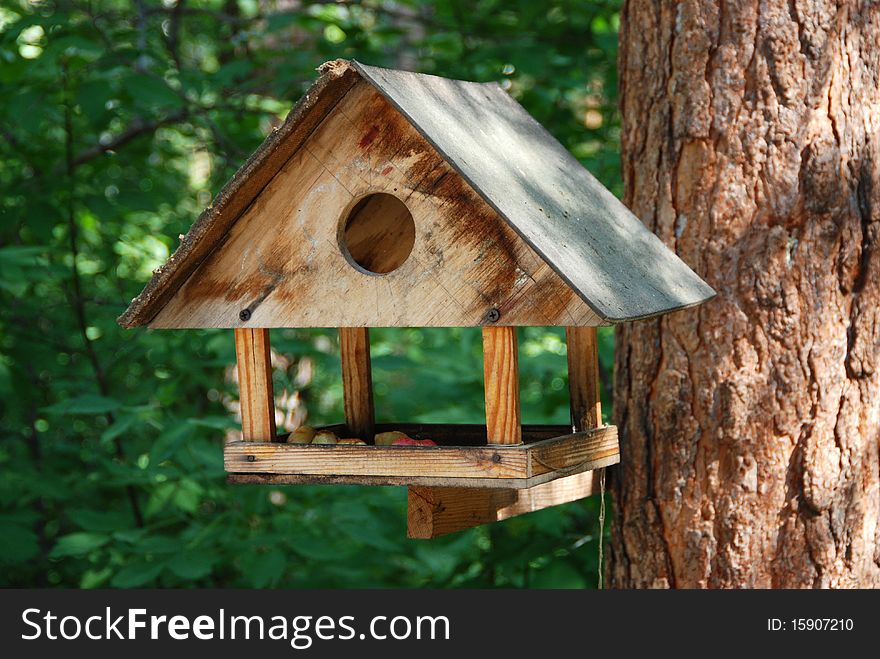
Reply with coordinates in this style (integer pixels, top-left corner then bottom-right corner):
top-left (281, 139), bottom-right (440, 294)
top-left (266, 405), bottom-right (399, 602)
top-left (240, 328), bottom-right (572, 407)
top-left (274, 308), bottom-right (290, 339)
top-left (119, 60), bottom-right (714, 539)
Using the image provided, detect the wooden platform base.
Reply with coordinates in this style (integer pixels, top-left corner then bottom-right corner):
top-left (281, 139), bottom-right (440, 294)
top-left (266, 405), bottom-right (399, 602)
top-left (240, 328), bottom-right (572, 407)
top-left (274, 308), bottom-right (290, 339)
top-left (407, 471), bottom-right (599, 538)
top-left (225, 424), bottom-right (619, 489)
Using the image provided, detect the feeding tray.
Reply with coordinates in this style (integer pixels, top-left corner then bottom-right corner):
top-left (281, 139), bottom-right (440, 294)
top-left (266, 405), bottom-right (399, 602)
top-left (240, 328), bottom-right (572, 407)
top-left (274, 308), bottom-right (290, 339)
top-left (118, 60), bottom-right (713, 538)
top-left (226, 423), bottom-right (618, 488)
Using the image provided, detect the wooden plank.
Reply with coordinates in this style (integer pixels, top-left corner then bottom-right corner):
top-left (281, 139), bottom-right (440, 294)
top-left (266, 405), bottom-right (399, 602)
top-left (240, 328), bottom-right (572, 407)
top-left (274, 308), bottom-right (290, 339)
top-left (234, 328), bottom-right (276, 441)
top-left (228, 455), bottom-right (619, 490)
top-left (230, 473), bottom-right (533, 489)
top-left (407, 472), bottom-right (596, 539)
top-left (528, 427), bottom-right (619, 477)
top-left (224, 426), bottom-right (618, 484)
top-left (566, 326), bottom-right (602, 430)
top-left (482, 326), bottom-right (522, 445)
top-left (339, 328), bottom-right (375, 441)
top-left (225, 441), bottom-right (529, 480)
top-left (149, 82), bottom-right (603, 328)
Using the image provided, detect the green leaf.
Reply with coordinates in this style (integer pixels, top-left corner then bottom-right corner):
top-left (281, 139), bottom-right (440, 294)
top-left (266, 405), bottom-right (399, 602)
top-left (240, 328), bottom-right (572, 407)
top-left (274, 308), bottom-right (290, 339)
top-left (42, 394), bottom-right (122, 416)
top-left (122, 74), bottom-right (183, 109)
top-left (49, 532), bottom-right (108, 558)
top-left (166, 551), bottom-right (215, 580)
top-left (1, 525), bottom-right (41, 564)
top-left (100, 414), bottom-right (138, 445)
top-left (80, 567), bottom-right (113, 589)
top-left (67, 508), bottom-right (133, 533)
top-left (111, 561), bottom-right (165, 588)
top-left (246, 549), bottom-right (287, 588)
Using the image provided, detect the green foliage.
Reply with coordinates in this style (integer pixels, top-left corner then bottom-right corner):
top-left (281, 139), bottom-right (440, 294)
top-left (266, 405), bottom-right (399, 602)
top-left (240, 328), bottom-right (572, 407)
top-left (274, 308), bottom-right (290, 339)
top-left (0, 0), bottom-right (621, 588)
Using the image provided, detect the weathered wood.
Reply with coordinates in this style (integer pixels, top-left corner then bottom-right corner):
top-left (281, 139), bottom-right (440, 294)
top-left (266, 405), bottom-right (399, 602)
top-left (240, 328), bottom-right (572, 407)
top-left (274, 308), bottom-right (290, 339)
top-left (224, 425), bottom-right (619, 487)
top-left (228, 455), bottom-right (618, 490)
top-left (234, 328), bottom-right (276, 441)
top-left (148, 81), bottom-right (602, 328)
top-left (482, 326), bottom-right (522, 445)
top-left (355, 62), bottom-right (715, 323)
top-left (566, 326), bottom-right (602, 431)
top-left (339, 327), bottom-right (375, 441)
top-left (528, 428), bottom-right (618, 477)
top-left (227, 441), bottom-right (527, 480)
top-left (407, 473), bottom-right (596, 539)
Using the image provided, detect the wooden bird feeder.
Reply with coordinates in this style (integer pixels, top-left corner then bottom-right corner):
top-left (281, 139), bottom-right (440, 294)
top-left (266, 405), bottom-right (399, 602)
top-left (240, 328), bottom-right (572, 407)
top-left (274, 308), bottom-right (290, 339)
top-left (119, 60), bottom-right (714, 539)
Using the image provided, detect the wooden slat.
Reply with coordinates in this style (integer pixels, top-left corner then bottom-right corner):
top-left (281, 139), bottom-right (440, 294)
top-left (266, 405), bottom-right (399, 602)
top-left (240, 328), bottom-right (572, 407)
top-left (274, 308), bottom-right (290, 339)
top-left (407, 473), bottom-right (596, 539)
top-left (482, 326), bottom-right (522, 445)
top-left (224, 426), bottom-right (619, 486)
top-left (228, 456), bottom-right (619, 490)
top-left (566, 326), bottom-right (602, 430)
top-left (234, 328), bottom-right (275, 441)
top-left (225, 441), bottom-right (528, 479)
top-left (528, 427), bottom-right (618, 477)
top-left (339, 328), bottom-right (375, 441)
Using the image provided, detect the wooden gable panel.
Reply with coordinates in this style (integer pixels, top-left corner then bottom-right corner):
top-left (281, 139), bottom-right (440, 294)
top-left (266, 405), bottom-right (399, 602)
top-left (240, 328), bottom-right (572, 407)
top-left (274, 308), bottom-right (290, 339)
top-left (151, 82), bottom-right (602, 328)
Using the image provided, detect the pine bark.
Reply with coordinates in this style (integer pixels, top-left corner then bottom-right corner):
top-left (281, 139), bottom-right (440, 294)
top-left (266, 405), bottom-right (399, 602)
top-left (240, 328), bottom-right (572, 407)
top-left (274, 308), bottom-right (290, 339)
top-left (610, 0), bottom-right (880, 588)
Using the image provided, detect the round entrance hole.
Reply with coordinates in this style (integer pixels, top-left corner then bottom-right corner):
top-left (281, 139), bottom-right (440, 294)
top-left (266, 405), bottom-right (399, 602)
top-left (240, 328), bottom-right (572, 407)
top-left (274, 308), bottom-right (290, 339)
top-left (340, 193), bottom-right (415, 274)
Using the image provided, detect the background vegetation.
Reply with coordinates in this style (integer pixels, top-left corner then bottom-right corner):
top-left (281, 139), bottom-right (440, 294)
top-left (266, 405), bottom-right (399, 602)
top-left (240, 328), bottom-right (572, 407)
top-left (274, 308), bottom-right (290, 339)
top-left (0, 0), bottom-right (621, 588)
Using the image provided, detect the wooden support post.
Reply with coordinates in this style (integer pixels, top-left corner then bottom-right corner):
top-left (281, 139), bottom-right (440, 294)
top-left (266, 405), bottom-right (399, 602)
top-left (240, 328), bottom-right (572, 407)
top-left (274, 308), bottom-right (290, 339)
top-left (481, 326), bottom-right (522, 445)
top-left (566, 326), bottom-right (602, 431)
top-left (339, 327), bottom-right (375, 441)
top-left (234, 328), bottom-right (276, 441)
top-left (566, 326), bottom-right (603, 496)
top-left (405, 326), bottom-right (524, 538)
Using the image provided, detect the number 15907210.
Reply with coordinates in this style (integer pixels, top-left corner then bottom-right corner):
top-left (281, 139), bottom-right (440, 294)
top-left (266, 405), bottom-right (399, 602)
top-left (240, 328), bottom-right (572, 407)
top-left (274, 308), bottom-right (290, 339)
top-left (768, 618), bottom-right (854, 631)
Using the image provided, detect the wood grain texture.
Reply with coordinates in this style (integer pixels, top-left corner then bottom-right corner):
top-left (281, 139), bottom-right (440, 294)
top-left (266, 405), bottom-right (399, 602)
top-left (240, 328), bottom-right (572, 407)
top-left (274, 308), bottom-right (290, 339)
top-left (482, 326), bottom-right (522, 445)
top-left (566, 326), bottom-right (602, 496)
top-left (226, 441), bottom-right (528, 480)
top-left (224, 426), bottom-right (618, 487)
top-left (234, 328), bottom-right (276, 441)
top-left (149, 81), bottom-right (603, 328)
top-left (339, 327), bottom-right (375, 441)
top-left (566, 326), bottom-right (602, 431)
top-left (407, 473), bottom-right (596, 539)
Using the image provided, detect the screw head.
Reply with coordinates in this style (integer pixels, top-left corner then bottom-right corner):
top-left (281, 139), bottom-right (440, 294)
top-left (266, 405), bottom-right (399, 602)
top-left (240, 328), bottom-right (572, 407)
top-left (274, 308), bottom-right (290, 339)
top-left (239, 308), bottom-right (251, 322)
top-left (246, 455), bottom-right (255, 462)
top-left (486, 308), bottom-right (501, 323)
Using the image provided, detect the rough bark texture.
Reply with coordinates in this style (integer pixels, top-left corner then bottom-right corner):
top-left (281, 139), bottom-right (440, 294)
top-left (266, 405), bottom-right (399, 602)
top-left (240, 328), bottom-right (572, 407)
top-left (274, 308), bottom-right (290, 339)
top-left (610, 0), bottom-right (880, 588)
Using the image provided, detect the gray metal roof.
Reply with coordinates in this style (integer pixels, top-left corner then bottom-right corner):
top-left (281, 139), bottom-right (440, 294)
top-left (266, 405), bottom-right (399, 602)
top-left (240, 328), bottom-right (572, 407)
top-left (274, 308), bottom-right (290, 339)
top-left (354, 61), bottom-right (715, 322)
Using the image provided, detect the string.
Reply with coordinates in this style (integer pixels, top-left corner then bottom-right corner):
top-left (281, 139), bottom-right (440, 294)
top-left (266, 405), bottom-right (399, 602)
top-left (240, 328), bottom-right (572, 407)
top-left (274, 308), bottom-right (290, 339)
top-left (597, 466), bottom-right (606, 590)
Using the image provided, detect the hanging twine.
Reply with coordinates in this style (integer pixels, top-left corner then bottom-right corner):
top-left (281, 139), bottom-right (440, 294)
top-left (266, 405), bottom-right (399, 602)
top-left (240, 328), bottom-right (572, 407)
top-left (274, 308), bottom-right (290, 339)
top-left (597, 466), bottom-right (606, 590)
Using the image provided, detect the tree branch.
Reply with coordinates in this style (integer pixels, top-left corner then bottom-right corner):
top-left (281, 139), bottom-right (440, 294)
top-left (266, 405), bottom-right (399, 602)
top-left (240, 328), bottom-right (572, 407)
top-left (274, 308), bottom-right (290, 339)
top-left (70, 109), bottom-right (188, 168)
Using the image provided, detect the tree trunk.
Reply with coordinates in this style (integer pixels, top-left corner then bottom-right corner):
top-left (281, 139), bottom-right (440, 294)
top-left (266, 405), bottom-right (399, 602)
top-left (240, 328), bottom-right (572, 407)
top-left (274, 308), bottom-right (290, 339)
top-left (610, 0), bottom-right (880, 588)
